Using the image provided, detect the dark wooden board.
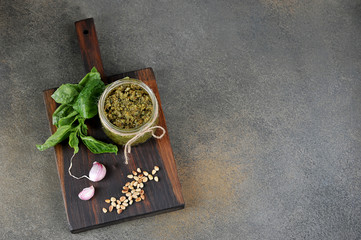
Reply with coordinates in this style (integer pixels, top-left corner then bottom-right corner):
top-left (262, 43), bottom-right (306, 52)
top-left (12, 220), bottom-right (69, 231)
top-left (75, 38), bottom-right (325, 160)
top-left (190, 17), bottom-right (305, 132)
top-left (42, 18), bottom-right (184, 233)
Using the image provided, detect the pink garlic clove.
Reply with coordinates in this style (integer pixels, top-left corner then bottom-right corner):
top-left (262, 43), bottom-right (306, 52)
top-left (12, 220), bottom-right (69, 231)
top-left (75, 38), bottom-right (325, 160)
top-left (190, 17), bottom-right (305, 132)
top-left (89, 161), bottom-right (106, 182)
top-left (78, 185), bottom-right (95, 200)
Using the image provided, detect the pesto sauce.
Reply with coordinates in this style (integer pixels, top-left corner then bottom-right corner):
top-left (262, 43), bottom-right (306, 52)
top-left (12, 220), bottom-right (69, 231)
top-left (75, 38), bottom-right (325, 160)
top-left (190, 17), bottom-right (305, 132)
top-left (104, 84), bottom-right (153, 129)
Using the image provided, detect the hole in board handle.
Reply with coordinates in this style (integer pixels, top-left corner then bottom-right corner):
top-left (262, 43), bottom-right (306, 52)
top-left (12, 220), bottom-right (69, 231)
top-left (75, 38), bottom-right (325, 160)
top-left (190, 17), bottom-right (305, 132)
top-left (83, 30), bottom-right (89, 35)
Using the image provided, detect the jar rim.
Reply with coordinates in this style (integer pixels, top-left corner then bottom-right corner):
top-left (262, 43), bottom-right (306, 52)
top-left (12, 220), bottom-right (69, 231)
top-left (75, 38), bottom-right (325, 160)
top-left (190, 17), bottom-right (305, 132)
top-left (98, 78), bottom-right (159, 135)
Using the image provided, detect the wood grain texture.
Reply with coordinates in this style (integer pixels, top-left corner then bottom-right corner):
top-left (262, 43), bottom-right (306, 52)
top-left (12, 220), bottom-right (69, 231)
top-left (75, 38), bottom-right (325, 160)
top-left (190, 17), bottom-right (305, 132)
top-left (75, 18), bottom-right (106, 81)
top-left (41, 19), bottom-right (184, 233)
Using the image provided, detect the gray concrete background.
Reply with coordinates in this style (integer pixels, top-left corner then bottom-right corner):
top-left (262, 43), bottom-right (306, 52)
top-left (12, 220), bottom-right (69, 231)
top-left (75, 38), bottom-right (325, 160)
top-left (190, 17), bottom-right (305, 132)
top-left (1, 0), bottom-right (361, 239)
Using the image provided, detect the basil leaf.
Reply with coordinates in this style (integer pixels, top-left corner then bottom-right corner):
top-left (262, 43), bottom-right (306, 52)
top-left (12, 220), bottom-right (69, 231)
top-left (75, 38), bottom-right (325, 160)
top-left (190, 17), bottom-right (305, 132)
top-left (51, 84), bottom-right (82, 104)
top-left (52, 104), bottom-right (71, 127)
top-left (36, 125), bottom-right (73, 151)
top-left (80, 135), bottom-right (118, 154)
top-left (73, 77), bottom-right (105, 119)
top-left (57, 111), bottom-right (79, 127)
top-left (68, 131), bottom-right (79, 154)
top-left (78, 67), bottom-right (101, 87)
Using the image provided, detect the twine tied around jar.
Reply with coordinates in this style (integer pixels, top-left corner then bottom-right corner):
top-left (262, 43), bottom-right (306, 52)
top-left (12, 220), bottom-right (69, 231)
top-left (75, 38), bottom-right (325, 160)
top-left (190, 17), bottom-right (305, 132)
top-left (124, 126), bottom-right (166, 164)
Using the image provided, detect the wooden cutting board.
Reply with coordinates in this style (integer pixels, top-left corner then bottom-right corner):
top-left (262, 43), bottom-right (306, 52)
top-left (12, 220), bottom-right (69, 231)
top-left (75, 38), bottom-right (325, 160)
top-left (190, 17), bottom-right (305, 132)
top-left (42, 18), bottom-right (184, 233)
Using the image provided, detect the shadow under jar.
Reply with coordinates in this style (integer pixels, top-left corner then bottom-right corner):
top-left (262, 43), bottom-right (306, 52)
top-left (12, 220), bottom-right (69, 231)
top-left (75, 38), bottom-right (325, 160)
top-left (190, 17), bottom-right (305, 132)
top-left (98, 78), bottom-right (159, 146)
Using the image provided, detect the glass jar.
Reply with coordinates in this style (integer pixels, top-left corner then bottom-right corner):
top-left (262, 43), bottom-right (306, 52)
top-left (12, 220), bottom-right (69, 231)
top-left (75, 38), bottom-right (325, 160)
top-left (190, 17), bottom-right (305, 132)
top-left (98, 77), bottom-right (159, 146)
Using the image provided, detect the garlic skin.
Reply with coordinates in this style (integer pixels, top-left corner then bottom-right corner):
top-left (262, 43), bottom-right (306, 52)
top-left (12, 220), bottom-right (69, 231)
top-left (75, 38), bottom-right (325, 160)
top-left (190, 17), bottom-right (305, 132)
top-left (78, 186), bottom-right (95, 200)
top-left (89, 161), bottom-right (106, 182)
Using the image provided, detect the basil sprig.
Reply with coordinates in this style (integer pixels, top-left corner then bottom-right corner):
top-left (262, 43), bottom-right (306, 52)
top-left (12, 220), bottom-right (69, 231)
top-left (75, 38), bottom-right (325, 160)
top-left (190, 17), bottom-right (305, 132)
top-left (36, 67), bottom-right (118, 154)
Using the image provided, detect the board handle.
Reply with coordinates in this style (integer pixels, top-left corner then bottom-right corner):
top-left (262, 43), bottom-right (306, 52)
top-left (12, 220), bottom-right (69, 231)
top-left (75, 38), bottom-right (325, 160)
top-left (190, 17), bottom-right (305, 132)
top-left (75, 18), bottom-right (106, 82)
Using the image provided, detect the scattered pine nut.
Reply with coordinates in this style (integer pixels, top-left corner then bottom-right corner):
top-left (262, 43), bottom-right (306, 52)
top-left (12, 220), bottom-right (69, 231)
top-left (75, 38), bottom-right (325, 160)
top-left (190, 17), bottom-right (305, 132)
top-left (102, 166), bottom-right (161, 214)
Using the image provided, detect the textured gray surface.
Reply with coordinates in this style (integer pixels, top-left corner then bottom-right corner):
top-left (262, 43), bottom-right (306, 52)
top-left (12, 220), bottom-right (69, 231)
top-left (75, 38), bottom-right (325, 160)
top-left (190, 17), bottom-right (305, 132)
top-left (1, 0), bottom-right (361, 239)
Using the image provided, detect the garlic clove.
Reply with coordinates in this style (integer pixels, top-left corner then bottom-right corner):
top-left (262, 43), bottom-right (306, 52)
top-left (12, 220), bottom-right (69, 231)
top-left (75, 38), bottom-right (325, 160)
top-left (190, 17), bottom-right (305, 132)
top-left (78, 185), bottom-right (95, 200)
top-left (89, 161), bottom-right (106, 182)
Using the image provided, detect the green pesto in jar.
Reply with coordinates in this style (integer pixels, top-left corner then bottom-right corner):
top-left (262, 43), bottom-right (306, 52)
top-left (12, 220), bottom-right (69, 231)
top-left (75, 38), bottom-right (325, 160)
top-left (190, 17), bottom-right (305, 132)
top-left (104, 83), bottom-right (153, 129)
